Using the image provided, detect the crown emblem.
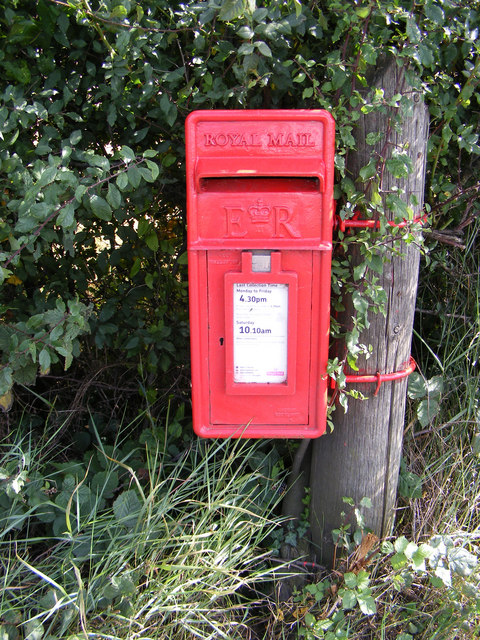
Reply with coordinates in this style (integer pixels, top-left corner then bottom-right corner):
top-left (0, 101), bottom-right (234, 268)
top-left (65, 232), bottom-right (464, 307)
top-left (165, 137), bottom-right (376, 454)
top-left (248, 200), bottom-right (271, 224)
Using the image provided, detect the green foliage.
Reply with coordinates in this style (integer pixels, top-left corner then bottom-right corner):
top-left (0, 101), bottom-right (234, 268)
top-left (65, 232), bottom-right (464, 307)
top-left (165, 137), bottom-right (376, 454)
top-left (0, 2), bottom-right (479, 639)
top-left (0, 419), bottom-right (288, 639)
top-left (0, 0), bottom-right (478, 412)
top-left (291, 500), bottom-right (480, 640)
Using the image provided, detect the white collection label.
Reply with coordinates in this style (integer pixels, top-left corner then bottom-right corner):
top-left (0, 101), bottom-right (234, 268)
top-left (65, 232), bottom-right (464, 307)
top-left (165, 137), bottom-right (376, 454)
top-left (233, 283), bottom-right (288, 383)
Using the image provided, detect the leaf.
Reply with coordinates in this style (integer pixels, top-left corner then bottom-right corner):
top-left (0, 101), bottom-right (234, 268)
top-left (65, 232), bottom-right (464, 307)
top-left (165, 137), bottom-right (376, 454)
top-left (472, 433), bottom-right (480, 456)
top-left (159, 93), bottom-right (177, 127)
top-left (417, 397), bottom-right (440, 427)
top-left (218, 0), bottom-right (245, 22)
top-left (425, 2), bottom-right (444, 24)
top-left (237, 25), bottom-right (254, 39)
top-left (107, 182), bottom-right (122, 209)
top-left (386, 152), bottom-right (413, 179)
top-left (0, 390), bottom-right (13, 412)
top-left (127, 166), bottom-right (141, 189)
top-left (341, 589), bottom-right (356, 610)
top-left (357, 593), bottom-right (376, 616)
top-left (145, 159), bottom-right (159, 181)
top-left (390, 551), bottom-right (407, 570)
top-left (394, 536), bottom-right (409, 553)
top-left (113, 490), bottom-right (142, 528)
top-left (39, 349), bottom-right (51, 375)
top-left (75, 184), bottom-right (87, 202)
top-left (24, 621), bottom-right (44, 640)
top-left (119, 145), bottom-right (135, 162)
top-left (407, 372), bottom-right (426, 399)
top-left (69, 130), bottom-right (82, 145)
top-left (449, 547), bottom-right (478, 577)
top-left (344, 572), bottom-right (357, 589)
top-left (359, 159), bottom-right (377, 181)
top-left (418, 43), bottom-right (435, 68)
top-left (57, 203), bottom-right (75, 229)
top-left (116, 171), bottom-right (129, 191)
top-left (145, 233), bottom-right (159, 252)
top-left (90, 195), bottom-right (112, 221)
top-left (406, 18), bottom-right (422, 44)
top-left (425, 375), bottom-right (443, 397)
top-left (256, 41), bottom-right (272, 57)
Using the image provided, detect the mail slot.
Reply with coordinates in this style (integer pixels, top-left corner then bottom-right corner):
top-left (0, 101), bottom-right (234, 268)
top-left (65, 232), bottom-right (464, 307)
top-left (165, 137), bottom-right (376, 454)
top-left (186, 110), bottom-right (335, 438)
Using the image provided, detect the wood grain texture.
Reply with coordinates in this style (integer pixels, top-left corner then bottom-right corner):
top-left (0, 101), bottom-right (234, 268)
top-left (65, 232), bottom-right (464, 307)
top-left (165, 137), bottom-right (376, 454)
top-left (310, 59), bottom-right (429, 564)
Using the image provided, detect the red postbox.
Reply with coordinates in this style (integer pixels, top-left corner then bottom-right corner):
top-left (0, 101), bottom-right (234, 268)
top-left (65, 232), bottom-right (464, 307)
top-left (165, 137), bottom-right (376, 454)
top-left (186, 110), bottom-right (335, 438)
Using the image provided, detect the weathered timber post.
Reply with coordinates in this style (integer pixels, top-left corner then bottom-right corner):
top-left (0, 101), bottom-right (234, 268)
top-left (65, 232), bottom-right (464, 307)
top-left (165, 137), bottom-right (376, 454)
top-left (309, 59), bottom-right (429, 565)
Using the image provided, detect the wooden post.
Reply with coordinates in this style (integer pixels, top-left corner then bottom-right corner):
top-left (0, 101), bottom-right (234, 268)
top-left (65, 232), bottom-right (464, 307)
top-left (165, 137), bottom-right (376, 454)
top-left (309, 59), bottom-right (429, 565)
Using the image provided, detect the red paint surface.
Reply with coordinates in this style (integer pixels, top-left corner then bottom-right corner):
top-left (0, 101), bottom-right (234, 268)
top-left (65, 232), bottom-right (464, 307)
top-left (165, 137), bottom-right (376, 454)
top-left (186, 110), bottom-right (335, 438)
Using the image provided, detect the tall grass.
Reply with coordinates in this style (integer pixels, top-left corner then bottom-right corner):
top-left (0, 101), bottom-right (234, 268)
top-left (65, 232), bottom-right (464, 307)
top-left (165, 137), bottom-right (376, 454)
top-left (1, 226), bottom-right (479, 640)
top-left (0, 422), bottom-right (288, 640)
top-left (404, 220), bottom-right (480, 540)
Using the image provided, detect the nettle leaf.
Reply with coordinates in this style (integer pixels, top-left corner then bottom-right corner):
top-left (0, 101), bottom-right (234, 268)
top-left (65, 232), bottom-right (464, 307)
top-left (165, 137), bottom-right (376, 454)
top-left (448, 547), bottom-right (478, 577)
top-left (113, 490), bottom-right (142, 528)
top-left (417, 397), bottom-right (441, 427)
top-left (407, 372), bottom-right (426, 399)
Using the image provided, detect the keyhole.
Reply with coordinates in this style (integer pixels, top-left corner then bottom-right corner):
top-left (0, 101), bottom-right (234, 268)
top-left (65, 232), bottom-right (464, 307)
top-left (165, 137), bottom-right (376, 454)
top-left (219, 337), bottom-right (224, 346)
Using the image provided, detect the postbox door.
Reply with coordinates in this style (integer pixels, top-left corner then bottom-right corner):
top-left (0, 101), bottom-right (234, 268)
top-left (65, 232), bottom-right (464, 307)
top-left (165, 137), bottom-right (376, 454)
top-left (207, 249), bottom-right (320, 428)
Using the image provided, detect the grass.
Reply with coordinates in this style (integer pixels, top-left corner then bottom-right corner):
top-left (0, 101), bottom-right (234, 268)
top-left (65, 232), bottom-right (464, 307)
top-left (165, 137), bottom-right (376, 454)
top-left (0, 423), bottom-right (289, 640)
top-left (1, 226), bottom-right (479, 639)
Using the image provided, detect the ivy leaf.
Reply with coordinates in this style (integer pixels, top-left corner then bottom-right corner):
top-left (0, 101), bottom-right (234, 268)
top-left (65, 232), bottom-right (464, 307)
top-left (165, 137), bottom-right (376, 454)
top-left (359, 159), bottom-right (377, 181)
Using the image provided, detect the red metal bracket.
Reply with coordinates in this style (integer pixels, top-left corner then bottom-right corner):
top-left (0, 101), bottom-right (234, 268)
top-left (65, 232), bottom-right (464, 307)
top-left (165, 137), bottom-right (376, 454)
top-left (331, 356), bottom-right (416, 397)
top-left (334, 211), bottom-right (428, 233)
